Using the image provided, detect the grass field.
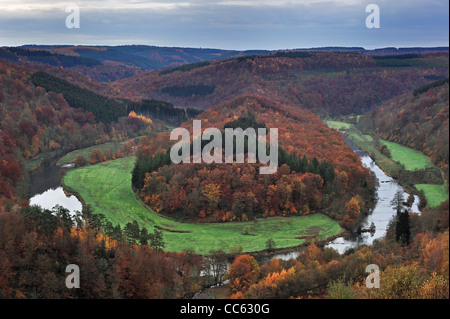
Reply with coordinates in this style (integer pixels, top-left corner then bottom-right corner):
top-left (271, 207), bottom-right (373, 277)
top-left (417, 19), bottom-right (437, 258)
top-left (325, 120), bottom-right (353, 130)
top-left (347, 131), bottom-right (373, 143)
top-left (63, 156), bottom-right (342, 254)
top-left (415, 184), bottom-right (449, 208)
top-left (380, 140), bottom-right (434, 171)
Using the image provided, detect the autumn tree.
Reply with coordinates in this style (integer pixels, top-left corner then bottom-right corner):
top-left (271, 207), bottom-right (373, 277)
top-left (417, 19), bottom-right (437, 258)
top-left (327, 279), bottom-right (355, 299)
top-left (202, 183), bottom-right (221, 215)
top-left (90, 149), bottom-right (103, 165)
top-left (340, 197), bottom-right (361, 229)
top-left (227, 254), bottom-right (260, 293)
top-left (74, 155), bottom-right (86, 167)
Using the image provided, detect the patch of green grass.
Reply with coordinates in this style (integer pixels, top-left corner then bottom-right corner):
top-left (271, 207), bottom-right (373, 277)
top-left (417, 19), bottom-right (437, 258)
top-left (63, 157), bottom-right (342, 254)
top-left (380, 140), bottom-right (434, 171)
top-left (415, 184), bottom-right (449, 208)
top-left (347, 131), bottom-right (373, 143)
top-left (325, 120), bottom-right (353, 130)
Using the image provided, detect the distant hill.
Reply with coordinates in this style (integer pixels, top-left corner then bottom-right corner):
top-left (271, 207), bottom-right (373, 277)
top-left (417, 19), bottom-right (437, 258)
top-left (2, 45), bottom-right (269, 82)
top-left (3, 45), bottom-right (447, 83)
top-left (111, 50), bottom-right (449, 116)
top-left (293, 46), bottom-right (448, 55)
top-left (2, 45), bottom-right (448, 116)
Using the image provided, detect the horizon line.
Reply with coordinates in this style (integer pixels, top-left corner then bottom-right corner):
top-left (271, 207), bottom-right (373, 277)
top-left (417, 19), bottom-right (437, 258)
top-left (2, 43), bottom-right (449, 52)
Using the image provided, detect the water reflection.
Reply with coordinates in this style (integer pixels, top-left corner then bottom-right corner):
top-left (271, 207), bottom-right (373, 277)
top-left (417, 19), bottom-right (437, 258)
top-left (28, 159), bottom-right (82, 217)
top-left (29, 187), bottom-right (82, 217)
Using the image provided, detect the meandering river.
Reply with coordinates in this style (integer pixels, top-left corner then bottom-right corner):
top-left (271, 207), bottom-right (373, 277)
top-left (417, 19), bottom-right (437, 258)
top-left (29, 136), bottom-right (420, 256)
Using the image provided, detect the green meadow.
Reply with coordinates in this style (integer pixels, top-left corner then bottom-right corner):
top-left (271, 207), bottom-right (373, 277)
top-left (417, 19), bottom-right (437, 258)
top-left (415, 184), bottom-right (449, 208)
top-left (63, 156), bottom-right (342, 254)
top-left (380, 140), bottom-right (434, 171)
top-left (325, 120), bottom-right (353, 130)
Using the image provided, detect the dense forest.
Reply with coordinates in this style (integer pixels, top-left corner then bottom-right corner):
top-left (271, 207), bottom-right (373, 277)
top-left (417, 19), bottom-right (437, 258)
top-left (126, 99), bottom-right (202, 125)
top-left (0, 205), bottom-right (204, 298)
top-left (30, 71), bottom-right (128, 124)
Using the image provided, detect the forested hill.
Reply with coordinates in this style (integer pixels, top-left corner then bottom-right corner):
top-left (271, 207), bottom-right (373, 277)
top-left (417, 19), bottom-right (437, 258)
top-left (111, 51), bottom-right (449, 116)
top-left (359, 80), bottom-right (449, 179)
top-left (3, 45), bottom-right (447, 84)
top-left (135, 94), bottom-right (374, 226)
top-left (0, 60), bottom-right (156, 205)
top-left (29, 71), bottom-right (200, 126)
top-left (30, 71), bottom-right (127, 124)
top-left (1, 46), bottom-right (270, 82)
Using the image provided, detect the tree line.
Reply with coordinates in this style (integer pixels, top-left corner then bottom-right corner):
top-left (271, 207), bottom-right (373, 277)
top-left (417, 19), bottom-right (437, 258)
top-left (126, 98), bottom-right (202, 125)
top-left (4, 47), bottom-right (101, 68)
top-left (413, 77), bottom-right (449, 96)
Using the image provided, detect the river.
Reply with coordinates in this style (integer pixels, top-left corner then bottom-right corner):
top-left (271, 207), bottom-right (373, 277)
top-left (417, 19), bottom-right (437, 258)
top-left (28, 160), bottom-right (82, 217)
top-left (28, 136), bottom-right (420, 255)
top-left (324, 136), bottom-right (420, 254)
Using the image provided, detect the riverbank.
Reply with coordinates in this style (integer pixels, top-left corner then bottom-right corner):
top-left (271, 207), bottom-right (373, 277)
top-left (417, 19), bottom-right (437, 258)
top-left (325, 135), bottom-right (422, 253)
top-left (325, 119), bottom-right (448, 209)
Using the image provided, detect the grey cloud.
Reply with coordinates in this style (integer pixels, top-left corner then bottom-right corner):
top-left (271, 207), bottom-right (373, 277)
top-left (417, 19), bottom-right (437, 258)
top-left (0, 0), bottom-right (448, 49)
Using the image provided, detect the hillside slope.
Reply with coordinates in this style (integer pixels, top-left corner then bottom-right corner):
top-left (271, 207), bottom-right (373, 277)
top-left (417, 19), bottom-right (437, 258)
top-left (359, 80), bottom-right (449, 179)
top-left (112, 52), bottom-right (449, 116)
top-left (0, 60), bottom-right (154, 207)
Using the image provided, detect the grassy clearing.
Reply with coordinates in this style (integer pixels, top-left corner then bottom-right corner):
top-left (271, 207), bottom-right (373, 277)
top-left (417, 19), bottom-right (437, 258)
top-left (63, 157), bottom-right (342, 254)
top-left (415, 184), bottom-right (449, 208)
top-left (325, 120), bottom-right (353, 130)
top-left (344, 131), bottom-right (434, 176)
top-left (380, 140), bottom-right (434, 171)
top-left (347, 131), bottom-right (373, 143)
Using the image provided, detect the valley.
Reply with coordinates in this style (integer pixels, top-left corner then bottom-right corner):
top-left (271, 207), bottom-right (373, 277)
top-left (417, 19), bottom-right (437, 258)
top-left (325, 115), bottom-right (448, 210)
top-left (1, 45), bottom-right (449, 300)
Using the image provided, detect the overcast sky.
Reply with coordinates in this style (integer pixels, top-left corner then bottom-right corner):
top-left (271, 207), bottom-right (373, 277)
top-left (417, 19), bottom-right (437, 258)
top-left (0, 0), bottom-right (448, 50)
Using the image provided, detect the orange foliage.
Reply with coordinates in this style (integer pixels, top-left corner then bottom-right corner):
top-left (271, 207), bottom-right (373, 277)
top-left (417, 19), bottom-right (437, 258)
top-left (128, 111), bottom-right (153, 125)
